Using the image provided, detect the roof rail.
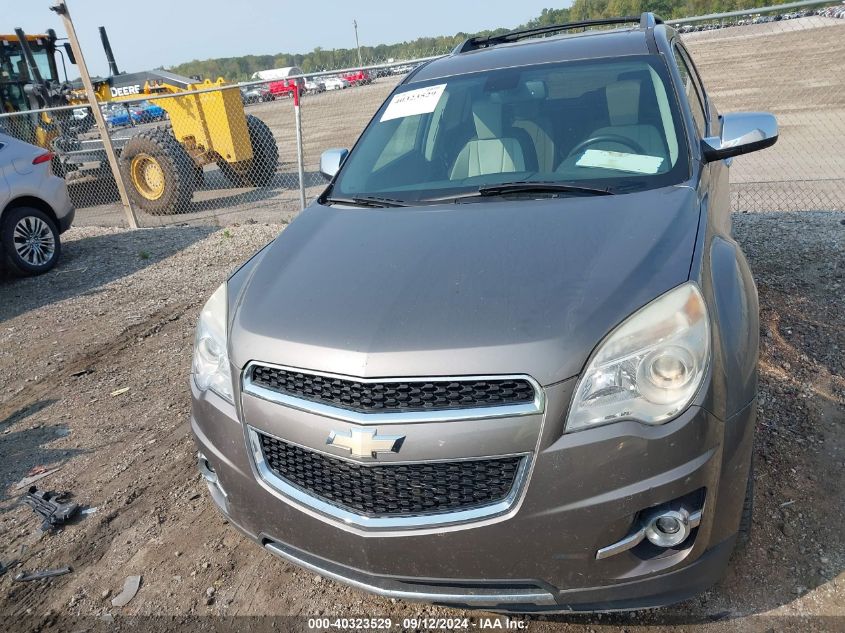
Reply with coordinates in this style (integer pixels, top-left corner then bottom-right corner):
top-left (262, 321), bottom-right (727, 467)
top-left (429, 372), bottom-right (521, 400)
top-left (453, 13), bottom-right (663, 54)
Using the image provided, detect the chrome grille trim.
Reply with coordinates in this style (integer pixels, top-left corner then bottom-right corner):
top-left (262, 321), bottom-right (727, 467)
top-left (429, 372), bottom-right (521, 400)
top-left (241, 361), bottom-right (545, 425)
top-left (247, 426), bottom-right (532, 531)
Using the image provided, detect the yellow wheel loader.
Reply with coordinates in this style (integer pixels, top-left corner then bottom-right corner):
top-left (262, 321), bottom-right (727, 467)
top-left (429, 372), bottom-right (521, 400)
top-left (1, 27), bottom-right (278, 214)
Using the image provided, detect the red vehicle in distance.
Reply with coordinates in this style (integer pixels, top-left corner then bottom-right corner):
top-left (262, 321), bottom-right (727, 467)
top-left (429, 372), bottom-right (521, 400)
top-left (268, 77), bottom-right (305, 99)
top-left (341, 70), bottom-right (373, 86)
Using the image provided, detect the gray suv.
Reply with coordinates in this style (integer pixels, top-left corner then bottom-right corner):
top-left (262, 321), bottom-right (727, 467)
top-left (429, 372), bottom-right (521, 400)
top-left (191, 14), bottom-right (777, 611)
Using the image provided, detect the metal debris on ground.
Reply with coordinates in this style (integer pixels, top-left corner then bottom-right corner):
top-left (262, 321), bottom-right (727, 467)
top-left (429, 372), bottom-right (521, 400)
top-left (13, 566), bottom-right (73, 582)
top-left (13, 466), bottom-right (63, 491)
top-left (22, 486), bottom-right (81, 531)
top-left (111, 575), bottom-right (142, 607)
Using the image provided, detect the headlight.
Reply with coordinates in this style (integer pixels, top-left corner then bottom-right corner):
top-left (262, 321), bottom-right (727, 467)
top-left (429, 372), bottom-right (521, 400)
top-left (566, 282), bottom-right (710, 431)
top-left (192, 283), bottom-right (233, 403)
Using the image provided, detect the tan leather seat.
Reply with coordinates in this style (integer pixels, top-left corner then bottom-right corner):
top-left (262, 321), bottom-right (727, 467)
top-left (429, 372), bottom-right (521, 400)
top-left (514, 119), bottom-right (555, 172)
top-left (511, 102), bottom-right (555, 173)
top-left (590, 80), bottom-right (664, 156)
top-left (450, 101), bottom-right (526, 179)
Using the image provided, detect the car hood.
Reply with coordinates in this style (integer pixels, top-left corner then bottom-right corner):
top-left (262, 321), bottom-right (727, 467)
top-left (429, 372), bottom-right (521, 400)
top-left (230, 186), bottom-right (700, 386)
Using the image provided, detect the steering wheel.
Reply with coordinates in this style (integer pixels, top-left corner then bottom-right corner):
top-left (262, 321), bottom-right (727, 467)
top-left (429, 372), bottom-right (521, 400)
top-left (566, 134), bottom-right (646, 159)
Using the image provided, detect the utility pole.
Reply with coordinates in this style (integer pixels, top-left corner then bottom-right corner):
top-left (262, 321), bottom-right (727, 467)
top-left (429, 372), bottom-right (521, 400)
top-left (50, 0), bottom-right (138, 228)
top-left (353, 19), bottom-right (362, 69)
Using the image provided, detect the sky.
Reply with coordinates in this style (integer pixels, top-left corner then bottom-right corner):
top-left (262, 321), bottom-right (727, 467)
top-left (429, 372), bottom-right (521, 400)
top-left (11, 0), bottom-right (570, 77)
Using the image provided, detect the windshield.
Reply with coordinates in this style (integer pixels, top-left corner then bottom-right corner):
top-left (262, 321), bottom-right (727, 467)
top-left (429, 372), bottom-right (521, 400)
top-left (1, 39), bottom-right (60, 114)
top-left (330, 55), bottom-right (689, 202)
top-left (0, 41), bottom-right (58, 83)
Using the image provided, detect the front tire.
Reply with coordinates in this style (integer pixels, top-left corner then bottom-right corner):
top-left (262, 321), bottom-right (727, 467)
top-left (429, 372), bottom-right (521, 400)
top-left (1, 206), bottom-right (61, 276)
top-left (217, 114), bottom-right (278, 187)
top-left (119, 128), bottom-right (196, 215)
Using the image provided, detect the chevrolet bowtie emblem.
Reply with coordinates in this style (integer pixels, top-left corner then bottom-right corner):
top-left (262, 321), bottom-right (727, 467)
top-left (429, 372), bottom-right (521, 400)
top-left (326, 428), bottom-right (405, 459)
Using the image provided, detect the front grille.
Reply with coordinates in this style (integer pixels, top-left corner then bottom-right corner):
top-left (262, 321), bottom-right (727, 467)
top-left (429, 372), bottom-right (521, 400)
top-left (249, 366), bottom-right (535, 414)
top-left (257, 432), bottom-right (523, 517)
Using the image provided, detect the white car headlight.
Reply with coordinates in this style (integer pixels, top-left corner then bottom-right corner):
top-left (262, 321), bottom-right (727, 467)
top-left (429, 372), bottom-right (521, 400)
top-left (192, 283), bottom-right (233, 403)
top-left (566, 282), bottom-right (710, 431)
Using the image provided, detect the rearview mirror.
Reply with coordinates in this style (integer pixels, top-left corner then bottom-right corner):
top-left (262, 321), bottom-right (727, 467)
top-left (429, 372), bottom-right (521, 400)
top-left (702, 112), bottom-right (778, 162)
top-left (63, 42), bottom-right (76, 65)
top-left (320, 148), bottom-right (349, 180)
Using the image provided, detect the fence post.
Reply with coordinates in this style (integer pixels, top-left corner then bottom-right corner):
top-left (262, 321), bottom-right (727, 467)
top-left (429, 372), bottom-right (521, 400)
top-left (293, 85), bottom-right (307, 211)
top-left (51, 0), bottom-right (139, 229)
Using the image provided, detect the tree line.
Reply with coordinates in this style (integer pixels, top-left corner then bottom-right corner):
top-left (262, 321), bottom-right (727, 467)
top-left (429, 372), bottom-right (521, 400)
top-left (167, 0), bottom-right (794, 81)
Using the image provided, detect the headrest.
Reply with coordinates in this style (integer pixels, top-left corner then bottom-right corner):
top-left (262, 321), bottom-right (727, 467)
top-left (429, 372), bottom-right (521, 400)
top-left (472, 100), bottom-right (504, 140)
top-left (606, 80), bottom-right (641, 126)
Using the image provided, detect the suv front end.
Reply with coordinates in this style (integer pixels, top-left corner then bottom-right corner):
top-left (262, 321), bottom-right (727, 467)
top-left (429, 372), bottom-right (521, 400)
top-left (190, 14), bottom-right (774, 612)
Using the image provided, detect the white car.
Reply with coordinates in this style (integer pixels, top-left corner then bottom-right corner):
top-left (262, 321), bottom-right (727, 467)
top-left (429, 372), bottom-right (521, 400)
top-left (322, 76), bottom-right (348, 91)
top-left (304, 79), bottom-right (326, 94)
top-left (0, 133), bottom-right (74, 275)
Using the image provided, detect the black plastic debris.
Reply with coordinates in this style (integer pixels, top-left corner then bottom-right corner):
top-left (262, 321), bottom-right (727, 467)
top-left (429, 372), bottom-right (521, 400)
top-left (22, 487), bottom-right (80, 531)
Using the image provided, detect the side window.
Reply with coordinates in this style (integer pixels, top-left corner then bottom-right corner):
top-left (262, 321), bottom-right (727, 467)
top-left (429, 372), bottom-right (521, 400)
top-left (373, 115), bottom-right (422, 170)
top-left (672, 45), bottom-right (707, 138)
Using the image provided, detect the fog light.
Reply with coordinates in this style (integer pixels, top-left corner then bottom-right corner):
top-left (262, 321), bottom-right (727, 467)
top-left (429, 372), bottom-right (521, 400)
top-left (644, 510), bottom-right (691, 547)
top-left (198, 452), bottom-right (218, 485)
top-left (656, 516), bottom-right (681, 534)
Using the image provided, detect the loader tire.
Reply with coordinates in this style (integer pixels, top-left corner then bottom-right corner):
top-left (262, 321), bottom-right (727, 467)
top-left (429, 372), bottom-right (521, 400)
top-left (246, 114), bottom-right (278, 186)
top-left (119, 128), bottom-right (196, 215)
top-left (218, 114), bottom-right (278, 188)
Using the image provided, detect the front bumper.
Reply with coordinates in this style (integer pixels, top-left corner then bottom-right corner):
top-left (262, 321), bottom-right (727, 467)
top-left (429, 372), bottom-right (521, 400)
top-left (191, 379), bottom-right (755, 612)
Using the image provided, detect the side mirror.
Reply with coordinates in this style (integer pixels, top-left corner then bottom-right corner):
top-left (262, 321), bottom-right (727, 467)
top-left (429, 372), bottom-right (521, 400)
top-left (320, 148), bottom-right (349, 179)
top-left (63, 42), bottom-right (76, 65)
top-left (702, 112), bottom-right (778, 162)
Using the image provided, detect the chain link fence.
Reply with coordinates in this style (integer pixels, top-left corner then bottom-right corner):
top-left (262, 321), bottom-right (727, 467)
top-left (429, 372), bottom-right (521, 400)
top-left (2, 3), bottom-right (843, 229)
top-left (678, 4), bottom-right (845, 212)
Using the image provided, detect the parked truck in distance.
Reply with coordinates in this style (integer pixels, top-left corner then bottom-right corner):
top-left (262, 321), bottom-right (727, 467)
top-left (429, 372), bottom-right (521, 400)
top-left (268, 77), bottom-right (305, 99)
top-left (341, 70), bottom-right (372, 86)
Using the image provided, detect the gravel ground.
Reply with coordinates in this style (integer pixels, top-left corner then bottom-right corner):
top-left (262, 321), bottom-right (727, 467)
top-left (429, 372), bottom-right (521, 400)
top-left (0, 211), bottom-right (843, 633)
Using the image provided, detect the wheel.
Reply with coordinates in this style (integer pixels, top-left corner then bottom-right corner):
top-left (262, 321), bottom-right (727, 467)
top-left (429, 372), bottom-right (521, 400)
top-left (217, 114), bottom-right (278, 188)
top-left (119, 128), bottom-right (196, 215)
top-left (0, 206), bottom-right (61, 276)
top-left (736, 457), bottom-right (755, 549)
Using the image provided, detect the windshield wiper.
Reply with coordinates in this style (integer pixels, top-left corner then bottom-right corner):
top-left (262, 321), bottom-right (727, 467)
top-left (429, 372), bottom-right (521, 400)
top-left (324, 195), bottom-right (410, 208)
top-left (422, 181), bottom-right (614, 203)
top-left (477, 181), bottom-right (613, 196)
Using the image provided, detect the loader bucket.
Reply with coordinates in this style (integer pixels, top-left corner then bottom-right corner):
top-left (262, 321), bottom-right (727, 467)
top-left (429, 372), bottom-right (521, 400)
top-left (157, 78), bottom-right (253, 164)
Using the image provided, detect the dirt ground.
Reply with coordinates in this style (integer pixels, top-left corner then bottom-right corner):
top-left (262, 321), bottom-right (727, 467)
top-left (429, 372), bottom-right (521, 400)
top-left (0, 207), bottom-right (843, 632)
top-left (66, 16), bottom-right (845, 229)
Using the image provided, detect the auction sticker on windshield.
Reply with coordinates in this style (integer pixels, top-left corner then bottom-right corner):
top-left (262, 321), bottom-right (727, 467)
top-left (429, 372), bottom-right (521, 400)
top-left (576, 149), bottom-right (664, 174)
top-left (381, 84), bottom-right (447, 122)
